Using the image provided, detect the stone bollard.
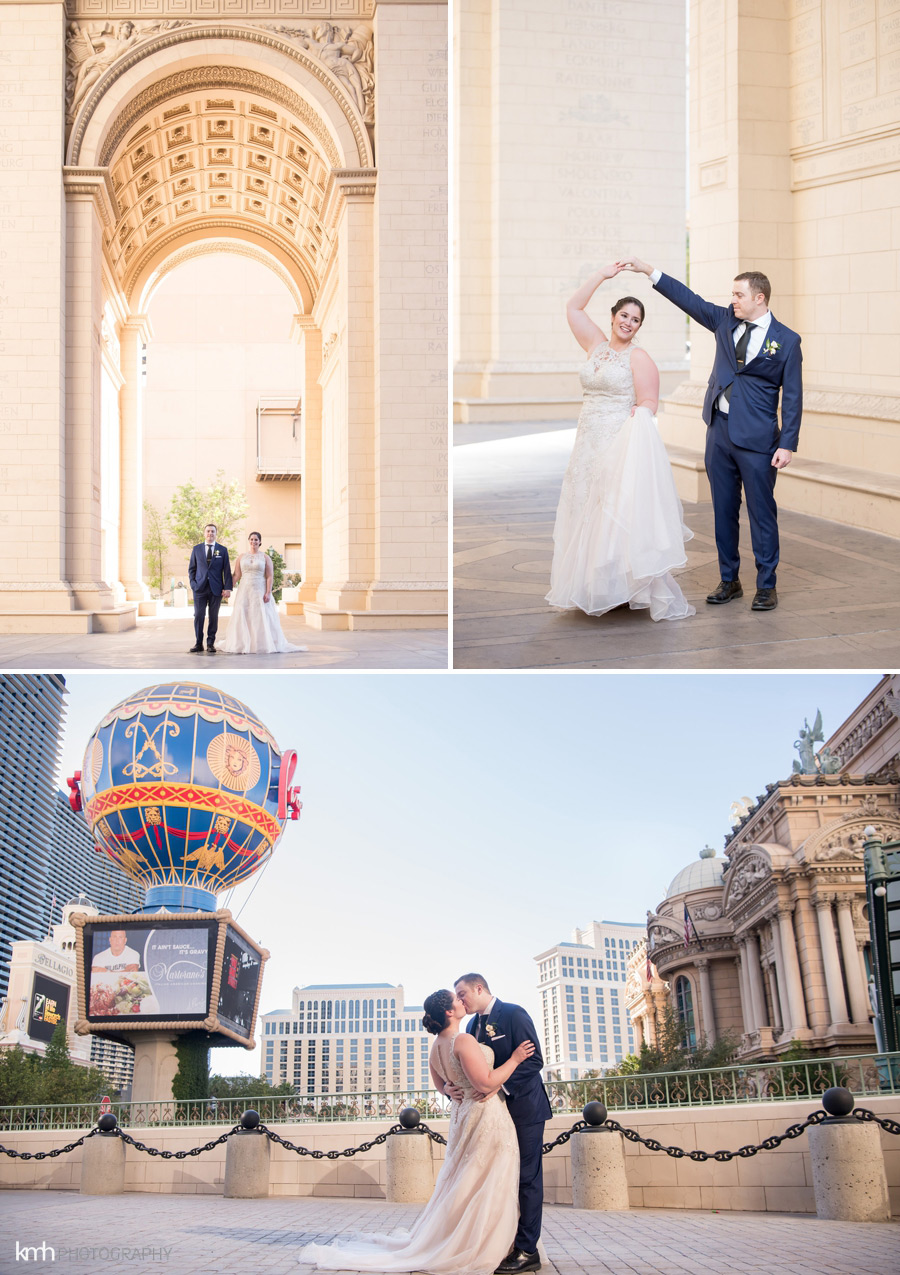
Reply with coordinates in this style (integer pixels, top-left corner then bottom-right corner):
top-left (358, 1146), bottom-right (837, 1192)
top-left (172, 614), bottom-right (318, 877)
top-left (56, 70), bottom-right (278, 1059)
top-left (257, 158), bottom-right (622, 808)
top-left (386, 1109), bottom-right (434, 1203)
top-left (808, 1087), bottom-right (891, 1222)
top-left (81, 1116), bottom-right (125, 1195)
top-left (571, 1102), bottom-right (629, 1211)
top-left (224, 1111), bottom-right (271, 1199)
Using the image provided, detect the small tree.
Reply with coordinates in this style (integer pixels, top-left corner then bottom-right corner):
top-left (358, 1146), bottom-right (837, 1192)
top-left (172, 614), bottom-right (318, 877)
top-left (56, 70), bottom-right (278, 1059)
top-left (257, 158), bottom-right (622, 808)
top-left (167, 470), bottom-right (249, 551)
top-left (142, 500), bottom-right (168, 596)
top-left (206, 1072), bottom-right (294, 1100)
top-left (267, 546), bottom-right (286, 601)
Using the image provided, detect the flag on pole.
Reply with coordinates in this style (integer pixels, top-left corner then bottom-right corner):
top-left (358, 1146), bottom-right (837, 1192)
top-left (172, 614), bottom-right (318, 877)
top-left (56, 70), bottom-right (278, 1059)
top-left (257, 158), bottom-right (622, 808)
top-left (684, 902), bottom-right (702, 948)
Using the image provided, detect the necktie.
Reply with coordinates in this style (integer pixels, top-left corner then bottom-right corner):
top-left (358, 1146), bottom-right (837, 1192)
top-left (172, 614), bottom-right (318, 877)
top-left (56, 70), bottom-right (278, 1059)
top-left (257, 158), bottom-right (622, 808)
top-left (722, 323), bottom-right (755, 407)
top-left (206, 545), bottom-right (212, 566)
top-left (477, 1013), bottom-right (486, 1040)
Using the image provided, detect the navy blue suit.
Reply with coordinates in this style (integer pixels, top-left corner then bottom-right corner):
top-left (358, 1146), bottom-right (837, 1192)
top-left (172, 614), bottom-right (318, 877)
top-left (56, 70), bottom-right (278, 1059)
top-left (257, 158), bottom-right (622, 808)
top-left (188, 542), bottom-right (233, 648)
top-left (653, 272), bottom-right (803, 590)
top-left (469, 998), bottom-right (551, 1253)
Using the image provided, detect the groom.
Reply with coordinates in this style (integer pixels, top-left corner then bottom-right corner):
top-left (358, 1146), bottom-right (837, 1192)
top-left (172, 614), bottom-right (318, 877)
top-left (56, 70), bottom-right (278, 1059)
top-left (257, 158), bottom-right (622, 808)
top-left (453, 973), bottom-right (551, 1275)
top-left (187, 523), bottom-right (232, 654)
top-left (623, 256), bottom-right (802, 611)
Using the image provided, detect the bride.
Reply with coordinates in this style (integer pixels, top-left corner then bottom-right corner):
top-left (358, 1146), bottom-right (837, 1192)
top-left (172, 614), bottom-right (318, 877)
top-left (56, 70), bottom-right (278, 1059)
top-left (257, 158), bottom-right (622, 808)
top-left (300, 988), bottom-right (534, 1275)
top-left (545, 261), bottom-right (695, 621)
top-left (222, 532), bottom-right (308, 654)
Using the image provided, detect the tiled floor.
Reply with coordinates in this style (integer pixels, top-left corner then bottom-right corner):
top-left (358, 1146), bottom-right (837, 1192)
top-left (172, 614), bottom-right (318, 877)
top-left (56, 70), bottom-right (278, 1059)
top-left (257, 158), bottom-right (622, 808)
top-left (0, 609), bottom-right (447, 671)
top-left (1, 1192), bottom-right (898, 1274)
top-left (453, 423), bottom-right (900, 670)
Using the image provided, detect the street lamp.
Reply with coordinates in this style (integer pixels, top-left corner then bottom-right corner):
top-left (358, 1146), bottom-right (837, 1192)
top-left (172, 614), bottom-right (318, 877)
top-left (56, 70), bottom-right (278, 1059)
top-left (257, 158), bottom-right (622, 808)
top-left (863, 826), bottom-right (900, 1054)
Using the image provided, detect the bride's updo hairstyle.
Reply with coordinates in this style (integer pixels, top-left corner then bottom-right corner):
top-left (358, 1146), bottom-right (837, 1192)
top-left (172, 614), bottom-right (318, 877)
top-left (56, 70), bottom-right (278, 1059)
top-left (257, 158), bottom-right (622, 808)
top-left (611, 296), bottom-right (645, 325)
top-left (422, 989), bottom-right (454, 1035)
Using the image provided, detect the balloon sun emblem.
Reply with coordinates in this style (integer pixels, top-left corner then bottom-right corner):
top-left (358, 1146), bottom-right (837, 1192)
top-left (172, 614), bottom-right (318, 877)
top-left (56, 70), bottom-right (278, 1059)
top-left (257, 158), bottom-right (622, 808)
top-left (67, 683), bottom-right (301, 911)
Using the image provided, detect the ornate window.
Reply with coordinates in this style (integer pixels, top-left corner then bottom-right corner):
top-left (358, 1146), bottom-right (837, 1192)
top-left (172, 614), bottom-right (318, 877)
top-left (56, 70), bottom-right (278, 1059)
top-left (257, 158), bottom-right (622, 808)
top-left (674, 976), bottom-right (696, 1049)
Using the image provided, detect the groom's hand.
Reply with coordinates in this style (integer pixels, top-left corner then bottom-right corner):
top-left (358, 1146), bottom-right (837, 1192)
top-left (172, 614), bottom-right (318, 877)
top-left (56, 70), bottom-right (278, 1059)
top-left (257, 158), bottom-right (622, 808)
top-left (443, 1082), bottom-right (464, 1103)
top-left (771, 448), bottom-right (793, 469)
top-left (222, 590), bottom-right (232, 599)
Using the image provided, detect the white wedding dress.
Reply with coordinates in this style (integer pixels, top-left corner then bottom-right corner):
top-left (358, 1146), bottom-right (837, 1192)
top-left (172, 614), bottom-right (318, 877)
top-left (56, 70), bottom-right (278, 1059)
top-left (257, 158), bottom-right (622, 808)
top-left (299, 1041), bottom-right (520, 1275)
top-left (222, 552), bottom-right (307, 654)
top-left (546, 341), bottom-right (695, 621)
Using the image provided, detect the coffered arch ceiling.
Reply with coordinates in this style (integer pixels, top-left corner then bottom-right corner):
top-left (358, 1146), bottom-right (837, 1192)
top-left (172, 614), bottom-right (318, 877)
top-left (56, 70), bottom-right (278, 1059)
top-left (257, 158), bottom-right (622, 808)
top-left (105, 78), bottom-right (336, 309)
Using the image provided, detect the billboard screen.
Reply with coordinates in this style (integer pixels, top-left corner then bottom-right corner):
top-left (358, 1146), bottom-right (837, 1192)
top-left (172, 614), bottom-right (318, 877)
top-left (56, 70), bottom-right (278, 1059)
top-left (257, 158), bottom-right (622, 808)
top-left (84, 919), bottom-right (215, 1022)
top-left (216, 925), bottom-right (262, 1039)
top-left (29, 974), bottom-right (70, 1043)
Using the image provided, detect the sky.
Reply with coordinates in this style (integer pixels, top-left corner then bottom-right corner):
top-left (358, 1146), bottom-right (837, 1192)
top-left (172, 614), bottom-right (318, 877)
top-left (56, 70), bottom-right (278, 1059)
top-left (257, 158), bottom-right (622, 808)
top-left (53, 671), bottom-right (881, 1077)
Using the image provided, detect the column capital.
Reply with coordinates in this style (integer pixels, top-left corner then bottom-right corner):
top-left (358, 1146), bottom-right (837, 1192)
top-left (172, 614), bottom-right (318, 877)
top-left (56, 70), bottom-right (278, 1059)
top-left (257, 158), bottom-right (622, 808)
top-left (696, 957), bottom-right (710, 969)
top-left (814, 892), bottom-right (837, 909)
top-left (121, 314), bottom-right (154, 344)
top-left (62, 167), bottom-right (118, 230)
top-left (323, 167), bottom-right (378, 230)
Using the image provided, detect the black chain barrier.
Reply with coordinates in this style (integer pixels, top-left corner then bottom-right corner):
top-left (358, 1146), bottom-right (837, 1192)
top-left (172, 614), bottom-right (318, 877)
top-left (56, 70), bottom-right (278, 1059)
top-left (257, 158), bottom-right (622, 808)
top-left (1, 1093), bottom-right (898, 1164)
top-left (259, 1121), bottom-right (447, 1158)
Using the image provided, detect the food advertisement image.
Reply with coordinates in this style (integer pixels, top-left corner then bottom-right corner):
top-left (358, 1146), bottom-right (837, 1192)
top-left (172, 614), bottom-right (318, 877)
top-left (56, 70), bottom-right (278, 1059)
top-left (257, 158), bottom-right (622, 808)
top-left (87, 923), bottom-right (213, 1020)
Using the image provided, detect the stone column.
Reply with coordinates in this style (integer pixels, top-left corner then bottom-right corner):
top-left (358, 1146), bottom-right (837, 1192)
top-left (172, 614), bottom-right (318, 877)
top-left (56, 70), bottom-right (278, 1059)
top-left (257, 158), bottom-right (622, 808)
top-left (766, 964), bottom-right (782, 1032)
top-left (771, 916), bottom-right (794, 1035)
top-left (0, 1), bottom-right (73, 619)
top-left (837, 899), bottom-right (870, 1026)
top-left (696, 958), bottom-right (717, 1045)
top-left (80, 1130), bottom-right (126, 1195)
top-left (795, 892), bottom-right (831, 1035)
top-left (385, 1130), bottom-right (434, 1202)
top-left (290, 316), bottom-right (323, 611)
top-left (369, 0), bottom-right (447, 621)
top-left (118, 315), bottom-right (152, 603)
top-left (777, 909), bottom-right (809, 1033)
top-left (63, 169), bottom-right (117, 614)
top-left (307, 176), bottom-right (376, 628)
top-left (571, 1129), bottom-right (630, 1210)
top-left (735, 953), bottom-right (753, 1034)
top-left (808, 1120), bottom-right (891, 1222)
top-left (744, 933), bottom-right (768, 1031)
top-left (815, 896), bottom-right (850, 1027)
top-left (224, 1130), bottom-right (271, 1198)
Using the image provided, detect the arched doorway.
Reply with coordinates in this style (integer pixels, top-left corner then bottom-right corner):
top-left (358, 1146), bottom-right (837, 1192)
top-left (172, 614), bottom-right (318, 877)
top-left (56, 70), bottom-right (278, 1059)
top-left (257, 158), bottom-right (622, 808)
top-left (1, 3), bottom-right (447, 632)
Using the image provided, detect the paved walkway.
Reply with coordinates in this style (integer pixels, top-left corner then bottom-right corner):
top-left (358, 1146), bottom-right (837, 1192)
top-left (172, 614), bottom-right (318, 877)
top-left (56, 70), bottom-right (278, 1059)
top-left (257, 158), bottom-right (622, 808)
top-left (0, 609), bottom-right (447, 671)
top-left (1, 1193), bottom-right (898, 1274)
top-left (454, 423), bottom-right (900, 670)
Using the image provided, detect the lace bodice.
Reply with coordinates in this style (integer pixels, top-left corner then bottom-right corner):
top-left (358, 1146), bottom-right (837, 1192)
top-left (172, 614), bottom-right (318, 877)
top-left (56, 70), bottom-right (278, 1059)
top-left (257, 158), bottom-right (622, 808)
top-left (579, 340), bottom-right (636, 421)
top-left (434, 1037), bottom-right (496, 1099)
top-left (237, 552), bottom-right (268, 590)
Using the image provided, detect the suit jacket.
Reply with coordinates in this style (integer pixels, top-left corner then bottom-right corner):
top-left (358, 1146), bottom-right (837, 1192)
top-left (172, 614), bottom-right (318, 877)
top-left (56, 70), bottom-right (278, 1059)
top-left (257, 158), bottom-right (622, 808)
top-left (653, 273), bottom-right (803, 454)
top-left (188, 542), bottom-right (233, 596)
top-left (467, 997), bottom-right (552, 1127)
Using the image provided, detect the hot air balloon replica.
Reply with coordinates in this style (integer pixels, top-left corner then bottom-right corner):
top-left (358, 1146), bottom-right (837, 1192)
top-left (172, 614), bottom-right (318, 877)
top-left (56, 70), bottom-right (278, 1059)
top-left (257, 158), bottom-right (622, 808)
top-left (68, 682), bottom-right (301, 1102)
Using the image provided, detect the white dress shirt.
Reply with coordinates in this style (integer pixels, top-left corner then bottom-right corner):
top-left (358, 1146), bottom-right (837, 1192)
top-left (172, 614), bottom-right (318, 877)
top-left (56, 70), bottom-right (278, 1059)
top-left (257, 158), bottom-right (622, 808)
top-left (649, 269), bottom-right (771, 414)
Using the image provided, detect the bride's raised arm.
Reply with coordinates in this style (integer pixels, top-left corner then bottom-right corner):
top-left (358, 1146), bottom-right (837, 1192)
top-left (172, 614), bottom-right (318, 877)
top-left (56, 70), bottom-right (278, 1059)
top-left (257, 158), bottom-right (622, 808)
top-left (566, 262), bottom-right (623, 354)
top-left (453, 1031), bottom-right (534, 1092)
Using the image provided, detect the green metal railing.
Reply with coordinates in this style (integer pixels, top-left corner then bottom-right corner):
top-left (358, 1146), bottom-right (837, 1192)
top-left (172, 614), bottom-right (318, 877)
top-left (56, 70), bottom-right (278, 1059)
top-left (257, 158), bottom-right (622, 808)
top-left (2, 1052), bottom-right (898, 1132)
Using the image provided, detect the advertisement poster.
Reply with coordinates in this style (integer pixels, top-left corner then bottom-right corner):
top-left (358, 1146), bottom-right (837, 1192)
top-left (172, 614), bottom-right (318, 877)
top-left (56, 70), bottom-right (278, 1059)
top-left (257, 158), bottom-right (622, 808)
top-left (29, 974), bottom-right (70, 1043)
top-left (87, 923), bottom-right (212, 1019)
top-left (216, 927), bottom-right (262, 1038)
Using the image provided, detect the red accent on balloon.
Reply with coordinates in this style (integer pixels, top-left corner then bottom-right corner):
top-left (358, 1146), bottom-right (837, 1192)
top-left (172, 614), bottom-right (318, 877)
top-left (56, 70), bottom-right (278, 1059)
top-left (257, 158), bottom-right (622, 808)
top-left (278, 750), bottom-right (300, 820)
top-left (67, 773), bottom-right (83, 813)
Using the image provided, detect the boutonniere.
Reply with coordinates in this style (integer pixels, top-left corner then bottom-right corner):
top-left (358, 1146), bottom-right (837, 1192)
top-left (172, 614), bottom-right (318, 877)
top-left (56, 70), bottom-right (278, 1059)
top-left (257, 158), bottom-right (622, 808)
top-left (214, 549), bottom-right (221, 557)
top-left (763, 339), bottom-right (781, 357)
top-left (485, 1023), bottom-right (496, 1038)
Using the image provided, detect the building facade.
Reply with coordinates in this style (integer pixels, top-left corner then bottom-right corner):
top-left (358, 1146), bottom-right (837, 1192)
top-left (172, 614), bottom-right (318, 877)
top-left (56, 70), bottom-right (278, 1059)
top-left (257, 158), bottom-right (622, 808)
top-left (643, 677), bottom-right (900, 1063)
top-left (535, 920), bottom-right (643, 1079)
top-left (0, 0), bottom-right (448, 634)
top-left (0, 675), bottom-right (67, 1001)
top-left (0, 897), bottom-right (135, 1093)
top-left (261, 982), bottom-right (431, 1094)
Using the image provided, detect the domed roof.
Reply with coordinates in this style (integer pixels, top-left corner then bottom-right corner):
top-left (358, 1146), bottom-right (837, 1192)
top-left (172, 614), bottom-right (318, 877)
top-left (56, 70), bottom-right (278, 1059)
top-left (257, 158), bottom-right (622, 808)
top-left (665, 847), bottom-right (725, 898)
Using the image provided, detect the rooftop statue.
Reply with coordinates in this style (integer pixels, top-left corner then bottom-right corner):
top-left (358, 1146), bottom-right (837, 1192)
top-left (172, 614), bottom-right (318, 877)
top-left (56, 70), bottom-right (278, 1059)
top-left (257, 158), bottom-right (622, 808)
top-left (793, 709), bottom-right (841, 775)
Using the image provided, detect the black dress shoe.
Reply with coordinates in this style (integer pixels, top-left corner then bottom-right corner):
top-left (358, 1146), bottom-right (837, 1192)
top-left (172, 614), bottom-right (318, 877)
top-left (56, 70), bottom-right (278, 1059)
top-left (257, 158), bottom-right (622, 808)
top-left (188, 645), bottom-right (203, 653)
top-left (206, 646), bottom-right (217, 654)
top-left (752, 588), bottom-right (777, 611)
top-left (495, 1251), bottom-right (540, 1274)
top-left (706, 579), bottom-right (743, 604)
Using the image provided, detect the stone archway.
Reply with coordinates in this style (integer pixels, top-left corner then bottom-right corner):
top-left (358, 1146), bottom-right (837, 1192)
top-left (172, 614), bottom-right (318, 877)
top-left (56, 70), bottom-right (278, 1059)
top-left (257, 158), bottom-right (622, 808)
top-left (0, 1), bottom-right (448, 632)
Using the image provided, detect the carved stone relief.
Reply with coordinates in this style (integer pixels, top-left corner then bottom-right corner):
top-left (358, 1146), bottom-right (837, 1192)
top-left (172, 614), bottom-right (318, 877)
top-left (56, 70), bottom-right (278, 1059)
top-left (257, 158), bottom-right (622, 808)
top-left (725, 853), bottom-right (770, 903)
